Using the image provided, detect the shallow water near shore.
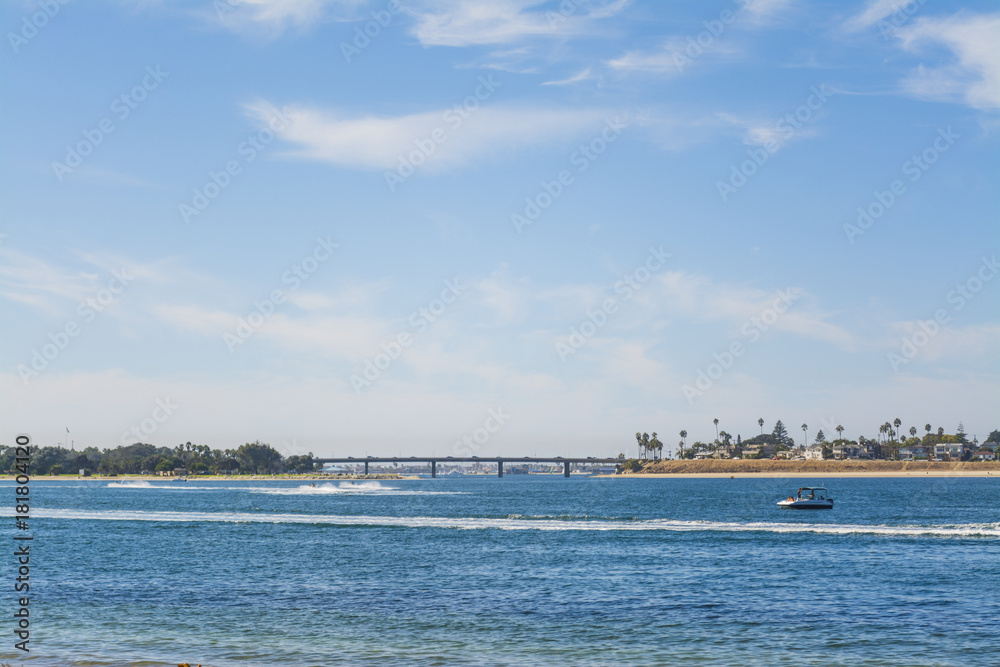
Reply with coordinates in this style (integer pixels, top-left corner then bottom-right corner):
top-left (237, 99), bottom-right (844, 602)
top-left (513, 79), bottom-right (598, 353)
top-left (3, 476), bottom-right (999, 666)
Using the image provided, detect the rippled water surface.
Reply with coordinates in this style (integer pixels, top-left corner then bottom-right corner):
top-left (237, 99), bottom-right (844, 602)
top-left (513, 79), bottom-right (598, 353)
top-left (3, 476), bottom-right (998, 666)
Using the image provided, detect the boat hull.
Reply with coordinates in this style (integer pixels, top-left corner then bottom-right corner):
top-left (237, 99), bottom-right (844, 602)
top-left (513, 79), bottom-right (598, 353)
top-left (777, 500), bottom-right (833, 510)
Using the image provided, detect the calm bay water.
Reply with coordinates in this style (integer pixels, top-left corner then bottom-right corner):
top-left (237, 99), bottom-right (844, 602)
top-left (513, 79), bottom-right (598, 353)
top-left (3, 476), bottom-right (999, 666)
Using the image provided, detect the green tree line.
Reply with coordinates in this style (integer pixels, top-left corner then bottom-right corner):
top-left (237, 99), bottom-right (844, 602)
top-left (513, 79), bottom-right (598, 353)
top-left (0, 441), bottom-right (320, 476)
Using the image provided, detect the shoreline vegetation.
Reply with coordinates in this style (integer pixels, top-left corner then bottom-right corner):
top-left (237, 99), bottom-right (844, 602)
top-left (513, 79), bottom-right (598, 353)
top-left (5, 473), bottom-right (409, 481)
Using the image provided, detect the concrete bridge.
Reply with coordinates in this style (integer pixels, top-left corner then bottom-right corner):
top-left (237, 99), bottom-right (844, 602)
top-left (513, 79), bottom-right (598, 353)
top-left (313, 457), bottom-right (623, 477)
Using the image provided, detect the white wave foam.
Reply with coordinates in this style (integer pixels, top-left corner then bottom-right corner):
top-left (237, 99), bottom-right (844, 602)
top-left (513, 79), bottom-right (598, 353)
top-left (250, 481), bottom-right (464, 496)
top-left (98, 481), bottom-right (460, 495)
top-left (30, 509), bottom-right (1000, 538)
top-left (106, 481), bottom-right (154, 488)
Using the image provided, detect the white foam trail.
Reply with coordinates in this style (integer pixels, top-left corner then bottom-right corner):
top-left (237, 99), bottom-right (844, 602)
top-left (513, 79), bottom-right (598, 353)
top-left (106, 481), bottom-right (154, 488)
top-left (30, 509), bottom-right (1000, 538)
top-left (251, 482), bottom-right (464, 496)
top-left (98, 481), bottom-right (461, 495)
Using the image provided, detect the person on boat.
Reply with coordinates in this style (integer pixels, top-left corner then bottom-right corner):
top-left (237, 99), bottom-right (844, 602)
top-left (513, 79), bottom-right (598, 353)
top-left (808, 491), bottom-right (815, 499)
top-left (786, 496), bottom-right (795, 502)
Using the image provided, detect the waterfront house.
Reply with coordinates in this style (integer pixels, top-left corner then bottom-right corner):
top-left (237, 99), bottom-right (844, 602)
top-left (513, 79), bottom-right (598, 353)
top-left (804, 446), bottom-right (824, 460)
top-left (973, 449), bottom-right (996, 461)
top-left (899, 446), bottom-right (928, 460)
top-left (833, 443), bottom-right (867, 460)
top-left (933, 443), bottom-right (964, 460)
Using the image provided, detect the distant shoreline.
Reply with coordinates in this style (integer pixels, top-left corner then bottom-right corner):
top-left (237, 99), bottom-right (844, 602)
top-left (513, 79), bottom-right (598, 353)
top-left (609, 459), bottom-right (1000, 478)
top-left (3, 474), bottom-right (413, 482)
top-left (603, 471), bottom-right (996, 478)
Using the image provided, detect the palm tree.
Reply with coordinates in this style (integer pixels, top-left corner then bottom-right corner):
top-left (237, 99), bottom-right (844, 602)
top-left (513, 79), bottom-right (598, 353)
top-left (651, 432), bottom-right (661, 460)
top-left (909, 426), bottom-right (917, 440)
top-left (635, 432), bottom-right (643, 459)
top-left (713, 418), bottom-right (720, 442)
top-left (679, 430), bottom-right (687, 459)
top-left (836, 424), bottom-right (844, 441)
top-left (893, 418), bottom-right (902, 442)
top-left (758, 418), bottom-right (764, 435)
top-left (925, 423), bottom-right (931, 436)
top-left (801, 423), bottom-right (808, 447)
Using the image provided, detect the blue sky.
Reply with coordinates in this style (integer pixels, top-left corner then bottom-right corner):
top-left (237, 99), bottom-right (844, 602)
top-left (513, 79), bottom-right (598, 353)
top-left (2, 0), bottom-right (998, 457)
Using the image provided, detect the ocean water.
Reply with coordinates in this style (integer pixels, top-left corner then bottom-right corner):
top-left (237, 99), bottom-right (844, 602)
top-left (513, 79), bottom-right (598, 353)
top-left (3, 476), bottom-right (999, 666)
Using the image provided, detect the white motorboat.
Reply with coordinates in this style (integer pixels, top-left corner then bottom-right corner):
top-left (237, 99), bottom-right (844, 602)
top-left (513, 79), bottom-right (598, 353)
top-left (777, 486), bottom-right (834, 509)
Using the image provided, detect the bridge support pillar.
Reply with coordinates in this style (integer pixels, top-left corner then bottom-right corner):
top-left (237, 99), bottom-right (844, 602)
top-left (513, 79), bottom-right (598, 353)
top-left (498, 461), bottom-right (504, 478)
top-left (564, 461), bottom-right (570, 477)
top-left (364, 461), bottom-right (369, 476)
top-left (431, 461), bottom-right (436, 478)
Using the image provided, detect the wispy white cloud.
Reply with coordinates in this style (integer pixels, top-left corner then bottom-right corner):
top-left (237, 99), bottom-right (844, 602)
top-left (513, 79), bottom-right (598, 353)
top-left (843, 0), bottom-right (918, 32)
top-left (606, 37), bottom-right (701, 75)
top-left (405, 0), bottom-right (630, 47)
top-left (605, 0), bottom-right (794, 76)
top-left (888, 321), bottom-right (1000, 363)
top-left (643, 271), bottom-right (855, 348)
top-left (247, 101), bottom-right (616, 171)
top-left (207, 0), bottom-right (364, 36)
top-left (542, 67), bottom-right (593, 86)
top-left (716, 111), bottom-right (815, 149)
top-left (0, 248), bottom-right (160, 316)
top-left (895, 11), bottom-right (1000, 110)
top-left (742, 0), bottom-right (796, 25)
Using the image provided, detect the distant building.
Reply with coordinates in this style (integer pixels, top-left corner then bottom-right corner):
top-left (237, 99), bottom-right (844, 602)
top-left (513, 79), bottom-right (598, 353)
top-left (741, 444), bottom-right (775, 459)
top-left (899, 446), bottom-right (928, 460)
top-left (805, 446), bottom-right (824, 460)
top-left (833, 443), bottom-right (866, 460)
top-left (973, 450), bottom-right (996, 461)
top-left (934, 443), bottom-right (963, 460)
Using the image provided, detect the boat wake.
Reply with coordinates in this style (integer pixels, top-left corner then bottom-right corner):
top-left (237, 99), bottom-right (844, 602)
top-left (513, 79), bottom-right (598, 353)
top-left (251, 482), bottom-right (465, 496)
top-left (31, 509), bottom-right (1000, 538)
top-left (99, 481), bottom-right (461, 495)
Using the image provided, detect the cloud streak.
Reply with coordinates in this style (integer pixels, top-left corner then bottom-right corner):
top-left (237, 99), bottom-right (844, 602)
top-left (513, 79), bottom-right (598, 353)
top-left (247, 101), bottom-right (617, 171)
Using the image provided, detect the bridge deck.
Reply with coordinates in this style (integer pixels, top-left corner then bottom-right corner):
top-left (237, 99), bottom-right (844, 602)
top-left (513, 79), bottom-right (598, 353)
top-left (314, 457), bottom-right (622, 464)
top-left (314, 456), bottom-right (624, 478)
